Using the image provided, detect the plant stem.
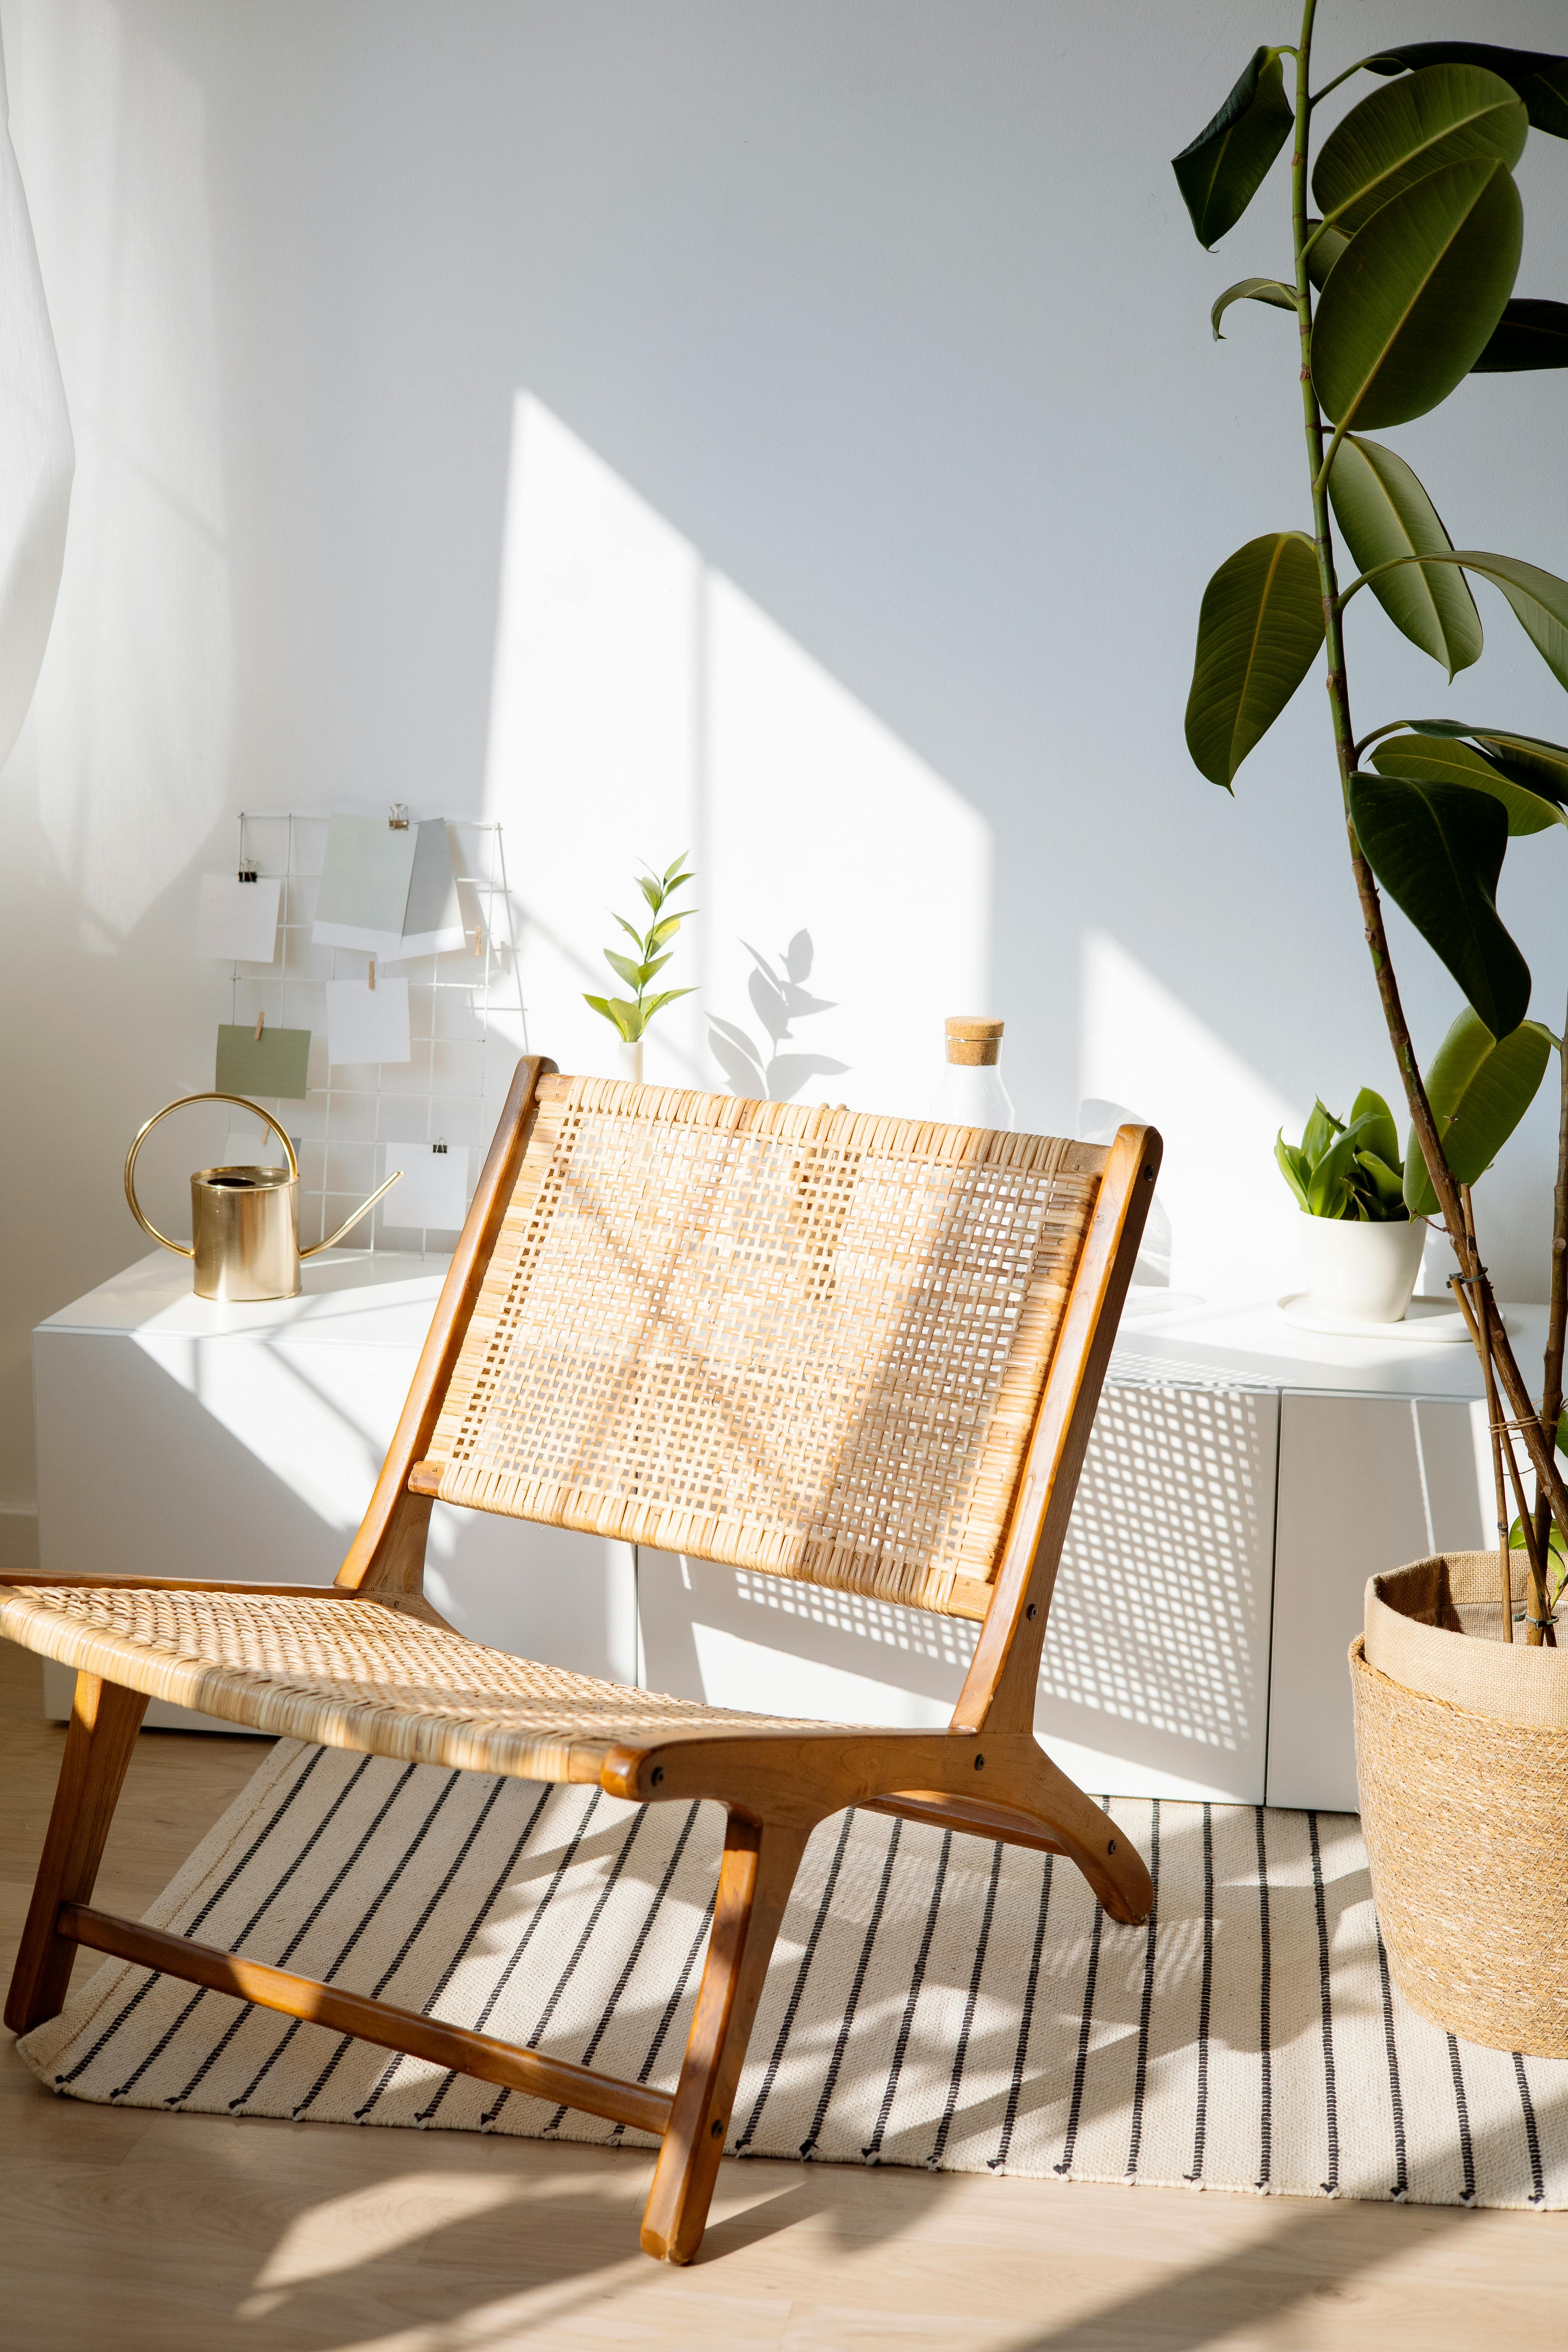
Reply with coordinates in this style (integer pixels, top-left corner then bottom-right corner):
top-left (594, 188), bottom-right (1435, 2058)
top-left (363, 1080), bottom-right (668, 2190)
top-left (1458, 1189), bottom-right (1514, 1638)
top-left (1288, 5), bottom-right (1474, 1284)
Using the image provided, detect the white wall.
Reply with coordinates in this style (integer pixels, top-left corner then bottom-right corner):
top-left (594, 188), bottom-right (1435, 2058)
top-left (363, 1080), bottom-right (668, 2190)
top-left (3, 0), bottom-right (1568, 1514)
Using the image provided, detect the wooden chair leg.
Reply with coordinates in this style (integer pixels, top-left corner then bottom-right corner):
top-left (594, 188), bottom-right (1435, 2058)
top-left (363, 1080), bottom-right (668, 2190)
top-left (6, 1672), bottom-right (149, 2034)
top-left (640, 1811), bottom-right (809, 2264)
top-left (997, 1739), bottom-right (1153, 1925)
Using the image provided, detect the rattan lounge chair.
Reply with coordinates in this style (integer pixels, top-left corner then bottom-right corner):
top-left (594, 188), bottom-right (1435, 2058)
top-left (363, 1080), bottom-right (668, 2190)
top-left (2, 1060), bottom-right (1160, 2263)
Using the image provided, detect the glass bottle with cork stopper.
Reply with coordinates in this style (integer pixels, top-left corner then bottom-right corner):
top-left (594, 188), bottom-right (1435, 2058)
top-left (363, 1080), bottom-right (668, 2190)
top-left (933, 1015), bottom-right (1015, 1129)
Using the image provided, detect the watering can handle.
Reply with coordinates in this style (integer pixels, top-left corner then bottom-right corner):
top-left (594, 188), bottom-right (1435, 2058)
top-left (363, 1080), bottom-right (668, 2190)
top-left (124, 1092), bottom-right (301, 1259)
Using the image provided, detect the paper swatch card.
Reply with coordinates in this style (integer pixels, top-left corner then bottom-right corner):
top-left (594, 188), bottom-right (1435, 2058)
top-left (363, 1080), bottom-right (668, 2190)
top-left (382, 1141), bottom-right (469, 1228)
top-left (325, 977), bottom-right (411, 1066)
top-left (196, 873), bottom-right (281, 963)
top-left (312, 816), bottom-right (464, 961)
top-left (396, 820), bottom-right (466, 958)
top-left (214, 1023), bottom-right (312, 1101)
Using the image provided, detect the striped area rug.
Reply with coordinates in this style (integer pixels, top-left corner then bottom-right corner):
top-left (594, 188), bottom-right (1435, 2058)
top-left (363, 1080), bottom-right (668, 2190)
top-left (17, 1740), bottom-right (1568, 2207)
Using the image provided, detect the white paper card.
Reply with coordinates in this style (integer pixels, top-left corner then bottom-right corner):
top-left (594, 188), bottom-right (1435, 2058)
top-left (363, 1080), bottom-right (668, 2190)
top-left (390, 820), bottom-right (466, 959)
top-left (325, 977), bottom-right (412, 1066)
top-left (196, 873), bottom-right (281, 963)
top-left (312, 814), bottom-right (417, 954)
top-left (312, 816), bottom-right (464, 959)
top-left (382, 1141), bottom-right (469, 1228)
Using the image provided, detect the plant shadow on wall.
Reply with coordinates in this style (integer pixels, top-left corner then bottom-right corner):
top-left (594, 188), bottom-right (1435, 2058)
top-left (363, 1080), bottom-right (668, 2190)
top-left (1174, 22), bottom-right (1568, 1646)
top-left (708, 929), bottom-right (849, 1102)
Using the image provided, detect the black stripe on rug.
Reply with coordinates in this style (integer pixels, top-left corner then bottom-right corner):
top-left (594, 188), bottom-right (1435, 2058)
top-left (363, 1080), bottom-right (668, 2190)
top-left (1183, 1801), bottom-right (1213, 2184)
top-left (1125, 1799), bottom-right (1161, 2179)
top-left (1374, 1921), bottom-right (1409, 2200)
top-left (929, 1838), bottom-right (1003, 2171)
top-left (988, 1852), bottom-right (1053, 2174)
top-left (864, 1828), bottom-right (952, 2163)
top-left (800, 1818), bottom-right (904, 2159)
top-left (1307, 1810), bottom-right (1340, 2197)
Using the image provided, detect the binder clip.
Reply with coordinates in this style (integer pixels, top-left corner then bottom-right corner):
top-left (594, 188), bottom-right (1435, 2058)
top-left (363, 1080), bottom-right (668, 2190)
top-left (388, 802), bottom-right (410, 830)
top-left (238, 857), bottom-right (259, 884)
top-left (432, 1138), bottom-right (448, 1155)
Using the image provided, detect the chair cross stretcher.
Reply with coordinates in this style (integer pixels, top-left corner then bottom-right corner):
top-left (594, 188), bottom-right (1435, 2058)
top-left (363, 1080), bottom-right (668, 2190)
top-left (1, 1061), bottom-right (1161, 2264)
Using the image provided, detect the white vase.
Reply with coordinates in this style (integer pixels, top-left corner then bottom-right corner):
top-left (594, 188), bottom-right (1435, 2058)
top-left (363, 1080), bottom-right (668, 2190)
top-left (618, 1039), bottom-right (645, 1086)
top-left (1300, 1214), bottom-right (1427, 1323)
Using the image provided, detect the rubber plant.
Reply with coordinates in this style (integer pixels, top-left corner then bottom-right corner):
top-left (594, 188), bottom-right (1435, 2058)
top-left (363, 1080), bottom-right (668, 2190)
top-left (1174, 17), bottom-right (1568, 1642)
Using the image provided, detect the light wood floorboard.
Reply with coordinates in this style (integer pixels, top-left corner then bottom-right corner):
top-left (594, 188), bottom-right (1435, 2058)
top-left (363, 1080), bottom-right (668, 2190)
top-left (5, 1631), bottom-right (1568, 2348)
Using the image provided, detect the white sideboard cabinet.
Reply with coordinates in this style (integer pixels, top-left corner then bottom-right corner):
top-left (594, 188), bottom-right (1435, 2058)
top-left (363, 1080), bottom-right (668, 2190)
top-left (32, 1254), bottom-right (1519, 1810)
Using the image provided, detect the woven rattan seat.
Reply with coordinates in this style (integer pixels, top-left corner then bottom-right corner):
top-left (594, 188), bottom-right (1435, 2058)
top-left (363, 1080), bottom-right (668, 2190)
top-left (2, 1061), bottom-right (1161, 2267)
top-left (0, 1583), bottom-right (825, 1779)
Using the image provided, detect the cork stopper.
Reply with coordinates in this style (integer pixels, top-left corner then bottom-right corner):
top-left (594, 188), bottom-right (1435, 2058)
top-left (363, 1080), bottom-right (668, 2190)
top-left (945, 1015), bottom-right (1004, 1067)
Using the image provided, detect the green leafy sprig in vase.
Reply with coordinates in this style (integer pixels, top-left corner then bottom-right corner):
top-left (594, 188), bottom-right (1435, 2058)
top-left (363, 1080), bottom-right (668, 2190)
top-left (583, 854), bottom-right (695, 1084)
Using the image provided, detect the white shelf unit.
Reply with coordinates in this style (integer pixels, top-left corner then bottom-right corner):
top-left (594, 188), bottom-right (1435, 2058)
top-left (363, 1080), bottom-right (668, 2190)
top-left (223, 812), bottom-right (528, 1254)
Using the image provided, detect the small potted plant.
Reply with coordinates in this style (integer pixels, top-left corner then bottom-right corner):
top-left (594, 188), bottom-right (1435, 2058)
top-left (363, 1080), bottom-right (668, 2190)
top-left (1276, 1085), bottom-right (1424, 1321)
top-left (583, 855), bottom-right (695, 1084)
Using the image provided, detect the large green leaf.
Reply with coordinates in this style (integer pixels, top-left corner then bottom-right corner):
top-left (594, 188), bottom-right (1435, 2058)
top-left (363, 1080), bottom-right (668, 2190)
top-left (1184, 534), bottom-right (1325, 787)
top-left (1307, 1114), bottom-right (1380, 1217)
top-left (1399, 720), bottom-right (1568, 804)
top-left (1370, 734), bottom-right (1566, 836)
top-left (1312, 64), bottom-right (1526, 236)
top-left (1367, 44), bottom-right (1568, 141)
top-left (1445, 553), bottom-right (1568, 690)
top-left (1211, 278), bottom-right (1298, 340)
top-left (1473, 299), bottom-right (1568, 372)
top-left (1343, 551), bottom-right (1568, 691)
top-left (1172, 50), bottom-right (1294, 248)
top-left (1470, 732), bottom-right (1568, 802)
top-left (1275, 1133), bottom-right (1311, 1210)
top-left (1311, 159), bottom-right (1522, 428)
top-left (1327, 436), bottom-right (1481, 674)
top-left (1349, 1086), bottom-right (1401, 1171)
top-left (1404, 1007), bottom-right (1553, 1216)
top-left (1304, 219), bottom-right (1351, 291)
top-left (1348, 771), bottom-right (1530, 1037)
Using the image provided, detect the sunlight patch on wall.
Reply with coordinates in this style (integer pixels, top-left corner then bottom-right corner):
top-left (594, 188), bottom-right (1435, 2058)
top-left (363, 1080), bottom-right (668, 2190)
top-left (1080, 930), bottom-right (1307, 1305)
top-left (483, 392), bottom-right (989, 1111)
top-left (8, 0), bottom-right (232, 946)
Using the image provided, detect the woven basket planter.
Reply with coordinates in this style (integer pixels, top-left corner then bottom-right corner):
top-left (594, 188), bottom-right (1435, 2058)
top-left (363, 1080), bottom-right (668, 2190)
top-left (1352, 1551), bottom-right (1568, 2057)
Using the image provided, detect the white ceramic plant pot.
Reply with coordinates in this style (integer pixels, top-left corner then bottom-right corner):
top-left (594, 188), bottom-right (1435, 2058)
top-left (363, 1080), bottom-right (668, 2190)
top-left (1300, 1214), bottom-right (1427, 1323)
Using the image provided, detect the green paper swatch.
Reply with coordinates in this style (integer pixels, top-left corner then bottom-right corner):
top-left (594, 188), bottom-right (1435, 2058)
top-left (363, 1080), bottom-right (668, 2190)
top-left (215, 1023), bottom-right (312, 1100)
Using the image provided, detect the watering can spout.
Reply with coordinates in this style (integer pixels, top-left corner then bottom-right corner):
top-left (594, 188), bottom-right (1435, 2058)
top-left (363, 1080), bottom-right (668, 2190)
top-left (301, 1172), bottom-right (405, 1257)
top-left (124, 1091), bottom-right (404, 1302)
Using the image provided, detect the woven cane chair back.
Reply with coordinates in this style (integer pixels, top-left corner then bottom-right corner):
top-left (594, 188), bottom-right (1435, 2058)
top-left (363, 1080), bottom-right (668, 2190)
top-left (425, 1076), bottom-right (1106, 1619)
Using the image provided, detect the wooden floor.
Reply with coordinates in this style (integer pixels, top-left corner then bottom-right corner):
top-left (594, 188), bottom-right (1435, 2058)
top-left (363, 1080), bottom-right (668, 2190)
top-left (5, 1639), bottom-right (1568, 2349)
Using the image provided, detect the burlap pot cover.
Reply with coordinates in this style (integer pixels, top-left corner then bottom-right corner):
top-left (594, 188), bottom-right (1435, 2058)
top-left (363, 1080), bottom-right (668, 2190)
top-left (1354, 1550), bottom-right (1568, 2057)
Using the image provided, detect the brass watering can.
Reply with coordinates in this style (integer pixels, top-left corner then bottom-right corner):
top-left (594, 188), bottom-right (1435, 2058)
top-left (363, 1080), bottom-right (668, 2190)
top-left (124, 1090), bottom-right (403, 1302)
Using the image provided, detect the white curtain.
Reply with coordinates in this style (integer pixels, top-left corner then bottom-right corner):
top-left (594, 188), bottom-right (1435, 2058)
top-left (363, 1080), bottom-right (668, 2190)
top-left (0, 22), bottom-right (71, 776)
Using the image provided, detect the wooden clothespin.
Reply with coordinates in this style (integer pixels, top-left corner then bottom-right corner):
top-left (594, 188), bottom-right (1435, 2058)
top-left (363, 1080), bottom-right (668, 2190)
top-left (368, 956), bottom-right (377, 991)
top-left (473, 922), bottom-right (484, 960)
top-left (253, 1009), bottom-right (265, 1042)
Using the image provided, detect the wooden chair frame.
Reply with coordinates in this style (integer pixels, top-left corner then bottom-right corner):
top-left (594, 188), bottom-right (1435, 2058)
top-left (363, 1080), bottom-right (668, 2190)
top-left (5, 1056), bottom-right (1161, 2264)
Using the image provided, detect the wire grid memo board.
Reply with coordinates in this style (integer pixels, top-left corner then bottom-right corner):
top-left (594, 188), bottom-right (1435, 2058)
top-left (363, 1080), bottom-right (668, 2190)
top-left (224, 813), bottom-right (528, 1256)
